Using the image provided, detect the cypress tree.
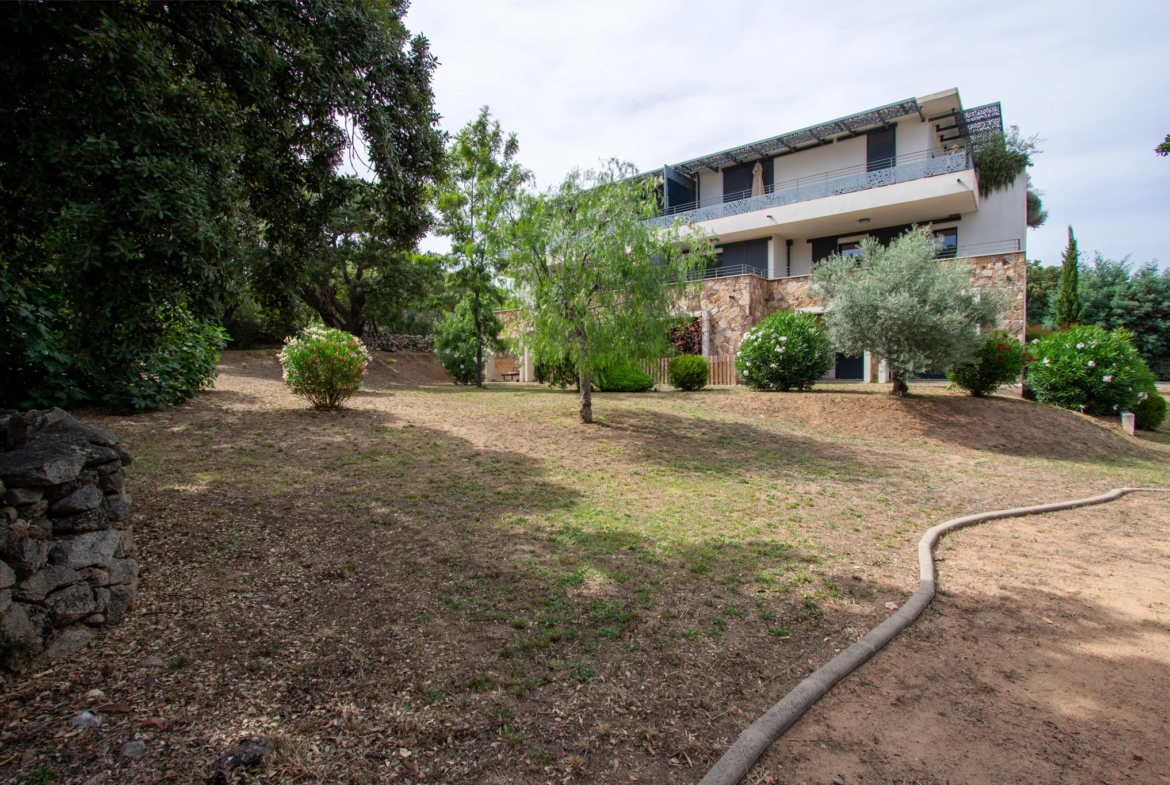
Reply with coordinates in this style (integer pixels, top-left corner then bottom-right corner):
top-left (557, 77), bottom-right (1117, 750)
top-left (1055, 226), bottom-right (1084, 328)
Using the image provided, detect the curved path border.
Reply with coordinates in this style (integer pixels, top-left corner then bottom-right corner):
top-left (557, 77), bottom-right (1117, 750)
top-left (699, 487), bottom-right (1170, 785)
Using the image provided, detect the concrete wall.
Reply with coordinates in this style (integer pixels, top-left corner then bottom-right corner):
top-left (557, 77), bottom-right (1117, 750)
top-left (895, 118), bottom-right (931, 158)
top-left (773, 135), bottom-right (866, 184)
top-left (698, 168), bottom-right (721, 205)
top-left (962, 174), bottom-right (1027, 251)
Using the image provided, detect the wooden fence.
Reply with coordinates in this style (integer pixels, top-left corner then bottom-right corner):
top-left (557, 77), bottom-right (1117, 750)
top-left (642, 355), bottom-right (739, 387)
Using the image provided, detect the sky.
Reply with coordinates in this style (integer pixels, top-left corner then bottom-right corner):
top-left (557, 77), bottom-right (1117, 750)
top-left (400, 0), bottom-right (1170, 268)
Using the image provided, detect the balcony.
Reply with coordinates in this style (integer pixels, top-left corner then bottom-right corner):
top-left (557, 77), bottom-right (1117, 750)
top-left (652, 146), bottom-right (972, 227)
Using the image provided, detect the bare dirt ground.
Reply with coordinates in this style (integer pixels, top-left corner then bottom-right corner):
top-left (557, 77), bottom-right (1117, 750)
top-left (1, 350), bottom-right (1167, 785)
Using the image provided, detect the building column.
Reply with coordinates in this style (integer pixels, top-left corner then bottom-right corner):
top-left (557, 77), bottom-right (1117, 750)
top-left (521, 347), bottom-right (534, 383)
top-left (701, 311), bottom-right (711, 358)
top-left (878, 358), bottom-right (890, 384)
top-left (484, 353), bottom-right (496, 383)
top-left (863, 351), bottom-right (873, 383)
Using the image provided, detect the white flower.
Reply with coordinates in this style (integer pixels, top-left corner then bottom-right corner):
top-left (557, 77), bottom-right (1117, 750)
top-left (745, 361), bottom-right (751, 367)
top-left (1043, 357), bottom-right (1050, 365)
top-left (1077, 343), bottom-right (1085, 349)
top-left (1088, 360), bottom-right (1095, 367)
top-left (779, 336), bottom-right (788, 342)
top-left (1114, 405), bottom-right (1119, 411)
top-left (779, 348), bottom-right (786, 354)
top-left (770, 363), bottom-right (777, 368)
top-left (1031, 339), bottom-right (1040, 344)
top-left (736, 351), bottom-right (741, 357)
top-left (1103, 375), bottom-right (1113, 382)
top-left (742, 370), bottom-right (749, 377)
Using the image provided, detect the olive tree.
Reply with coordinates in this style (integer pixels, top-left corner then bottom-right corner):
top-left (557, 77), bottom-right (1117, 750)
top-left (812, 225), bottom-right (1003, 396)
top-left (507, 160), bottom-right (713, 423)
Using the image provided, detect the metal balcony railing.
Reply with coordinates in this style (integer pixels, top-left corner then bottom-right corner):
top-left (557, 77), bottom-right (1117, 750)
top-left (653, 146), bottom-right (972, 225)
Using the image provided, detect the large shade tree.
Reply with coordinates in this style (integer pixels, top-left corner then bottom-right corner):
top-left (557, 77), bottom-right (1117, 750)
top-left (0, 0), bottom-right (443, 411)
top-left (813, 225), bottom-right (1003, 396)
top-left (507, 161), bottom-right (714, 423)
top-left (433, 108), bottom-right (531, 387)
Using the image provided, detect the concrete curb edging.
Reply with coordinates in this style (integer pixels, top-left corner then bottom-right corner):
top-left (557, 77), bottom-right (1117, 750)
top-left (698, 487), bottom-right (1170, 785)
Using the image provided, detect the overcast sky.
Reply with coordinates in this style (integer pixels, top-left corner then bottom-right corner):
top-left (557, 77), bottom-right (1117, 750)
top-left (402, 0), bottom-right (1170, 268)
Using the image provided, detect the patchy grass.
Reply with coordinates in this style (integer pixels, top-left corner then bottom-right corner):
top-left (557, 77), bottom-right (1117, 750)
top-left (2, 351), bottom-right (1167, 784)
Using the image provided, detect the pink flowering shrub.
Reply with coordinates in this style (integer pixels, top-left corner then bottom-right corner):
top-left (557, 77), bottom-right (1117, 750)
top-left (278, 325), bottom-right (370, 409)
top-left (1027, 325), bottom-right (1149, 415)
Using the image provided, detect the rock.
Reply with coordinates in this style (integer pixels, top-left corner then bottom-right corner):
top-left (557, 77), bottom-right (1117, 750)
top-left (0, 506), bottom-right (17, 524)
top-left (9, 519), bottom-right (29, 540)
top-left (50, 507), bottom-right (108, 536)
top-left (0, 450), bottom-right (85, 488)
top-left (833, 777), bottom-right (846, 785)
top-left (210, 735), bottom-right (271, 783)
top-left (106, 498), bottom-right (132, 524)
top-left (139, 655), bottom-right (165, 669)
top-left (36, 624), bottom-right (94, 665)
top-left (92, 586), bottom-right (110, 615)
top-left (43, 480), bottom-right (79, 502)
top-left (0, 589), bottom-right (10, 614)
top-left (85, 688), bottom-right (107, 702)
top-left (18, 500), bottom-right (48, 519)
top-left (1, 603), bottom-right (45, 670)
top-left (0, 561), bottom-right (15, 589)
top-left (50, 484), bottom-right (103, 515)
top-left (81, 567), bottom-right (110, 587)
top-left (13, 565), bottom-right (82, 602)
top-left (93, 460), bottom-right (122, 476)
top-left (106, 583), bottom-right (135, 624)
top-left (26, 516), bottom-right (52, 540)
top-left (121, 740), bottom-right (147, 759)
top-left (45, 583), bottom-right (97, 625)
top-left (0, 414), bottom-right (119, 487)
top-left (108, 558), bottom-right (138, 586)
top-left (115, 527), bottom-right (136, 558)
top-left (7, 538), bottom-right (51, 578)
top-left (48, 529), bottom-right (122, 569)
top-left (98, 469), bottom-right (126, 492)
top-left (82, 613), bottom-right (106, 626)
top-left (71, 711), bottom-right (101, 728)
top-left (4, 487), bottom-right (43, 506)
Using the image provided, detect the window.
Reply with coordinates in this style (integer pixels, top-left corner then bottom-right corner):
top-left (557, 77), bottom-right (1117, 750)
top-left (934, 227), bottom-right (958, 258)
top-left (838, 241), bottom-right (863, 258)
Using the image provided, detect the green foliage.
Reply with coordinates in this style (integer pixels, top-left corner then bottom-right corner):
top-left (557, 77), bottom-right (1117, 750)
top-left (1055, 227), bottom-right (1084, 329)
top-left (1026, 173), bottom-right (1048, 229)
top-left (812, 226), bottom-right (1003, 393)
top-left (735, 311), bottom-right (833, 391)
top-left (1, 1), bottom-right (442, 410)
top-left (534, 354), bottom-right (578, 389)
top-left (972, 126), bottom-right (1039, 197)
top-left (1025, 260), bottom-right (1061, 328)
top-left (1027, 326), bottom-right (1147, 415)
top-left (295, 179), bottom-right (445, 337)
top-left (668, 355), bottom-right (709, 391)
top-left (435, 108), bottom-right (530, 386)
top-left (1076, 253), bottom-right (1170, 373)
top-left (1135, 389), bottom-right (1167, 430)
top-left (279, 326), bottom-right (370, 410)
top-left (596, 365), bottom-right (654, 393)
top-left (1156, 133), bottom-right (1170, 156)
top-left (506, 159), bottom-right (714, 421)
top-left (435, 300), bottom-right (505, 385)
top-left (947, 331), bottom-right (1028, 397)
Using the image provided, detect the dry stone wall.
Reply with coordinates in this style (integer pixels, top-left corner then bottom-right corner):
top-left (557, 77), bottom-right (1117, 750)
top-left (0, 409), bottom-right (137, 672)
top-left (360, 333), bottom-right (434, 353)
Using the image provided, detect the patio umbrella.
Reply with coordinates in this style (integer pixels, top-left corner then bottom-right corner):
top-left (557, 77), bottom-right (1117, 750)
top-left (751, 161), bottom-right (765, 197)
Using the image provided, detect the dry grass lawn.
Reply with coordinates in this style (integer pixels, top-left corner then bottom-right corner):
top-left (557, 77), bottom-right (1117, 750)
top-left (2, 350), bottom-right (1167, 785)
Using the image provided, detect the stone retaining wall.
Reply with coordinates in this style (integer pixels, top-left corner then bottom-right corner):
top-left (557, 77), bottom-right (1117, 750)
top-left (0, 409), bottom-right (137, 672)
top-left (361, 333), bottom-right (434, 353)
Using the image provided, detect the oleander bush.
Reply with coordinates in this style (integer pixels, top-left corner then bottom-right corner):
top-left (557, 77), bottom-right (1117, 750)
top-left (1134, 388), bottom-right (1167, 430)
top-left (947, 331), bottom-right (1029, 397)
top-left (278, 325), bottom-right (370, 410)
top-left (669, 355), bottom-right (709, 391)
top-left (669, 318), bottom-right (703, 356)
top-left (1027, 325), bottom-right (1148, 415)
top-left (736, 311), bottom-right (834, 391)
top-left (596, 364), bottom-right (654, 392)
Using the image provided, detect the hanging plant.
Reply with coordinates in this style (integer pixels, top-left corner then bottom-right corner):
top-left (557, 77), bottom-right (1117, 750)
top-left (972, 125), bottom-right (1040, 198)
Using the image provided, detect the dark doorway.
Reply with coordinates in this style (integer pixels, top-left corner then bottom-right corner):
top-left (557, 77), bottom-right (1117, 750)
top-left (835, 353), bottom-right (864, 380)
top-left (867, 127), bottom-right (896, 172)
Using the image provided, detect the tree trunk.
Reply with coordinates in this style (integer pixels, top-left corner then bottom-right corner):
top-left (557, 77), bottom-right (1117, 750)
top-left (890, 373), bottom-right (909, 397)
top-left (473, 294), bottom-right (484, 388)
top-left (579, 369), bottom-right (592, 424)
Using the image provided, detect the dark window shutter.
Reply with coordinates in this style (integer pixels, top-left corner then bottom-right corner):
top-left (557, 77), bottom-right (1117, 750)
top-left (719, 239), bottom-right (768, 275)
top-left (867, 127), bottom-right (896, 172)
top-left (721, 160), bottom-right (773, 203)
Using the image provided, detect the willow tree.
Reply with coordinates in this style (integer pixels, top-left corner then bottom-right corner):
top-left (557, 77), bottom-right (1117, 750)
top-left (507, 161), bottom-right (713, 423)
top-left (813, 225), bottom-right (1003, 396)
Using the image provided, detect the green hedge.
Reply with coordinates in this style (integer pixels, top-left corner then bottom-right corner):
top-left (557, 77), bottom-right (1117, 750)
top-left (596, 364), bottom-right (654, 392)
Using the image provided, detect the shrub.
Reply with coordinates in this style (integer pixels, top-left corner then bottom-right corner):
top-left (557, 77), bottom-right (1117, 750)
top-left (669, 355), bottom-right (709, 391)
top-left (1025, 324), bottom-right (1050, 343)
top-left (669, 318), bottom-right (702, 356)
top-left (1135, 389), bottom-right (1167, 430)
top-left (947, 331), bottom-right (1028, 397)
top-left (736, 311), bottom-right (834, 391)
top-left (278, 325), bottom-right (370, 410)
top-left (596, 364), bottom-right (654, 392)
top-left (1027, 325), bottom-right (1148, 415)
top-left (534, 354), bottom-right (578, 389)
top-left (434, 301), bottom-right (505, 385)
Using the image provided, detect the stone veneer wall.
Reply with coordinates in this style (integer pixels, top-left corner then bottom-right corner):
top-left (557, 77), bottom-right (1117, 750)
top-left (689, 251), bottom-right (1027, 355)
top-left (0, 409), bottom-right (137, 672)
top-left (360, 333), bottom-right (435, 353)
